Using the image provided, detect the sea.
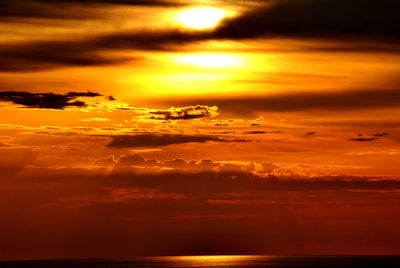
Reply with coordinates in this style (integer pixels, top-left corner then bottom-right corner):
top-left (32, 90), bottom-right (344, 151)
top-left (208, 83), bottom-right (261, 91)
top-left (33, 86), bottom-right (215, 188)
top-left (1, 255), bottom-right (400, 268)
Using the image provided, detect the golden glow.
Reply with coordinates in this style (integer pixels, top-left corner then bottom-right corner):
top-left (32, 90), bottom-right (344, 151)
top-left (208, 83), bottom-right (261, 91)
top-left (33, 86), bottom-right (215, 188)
top-left (174, 7), bottom-right (226, 29)
top-left (169, 255), bottom-right (261, 261)
top-left (151, 255), bottom-right (265, 266)
top-left (171, 53), bottom-right (243, 69)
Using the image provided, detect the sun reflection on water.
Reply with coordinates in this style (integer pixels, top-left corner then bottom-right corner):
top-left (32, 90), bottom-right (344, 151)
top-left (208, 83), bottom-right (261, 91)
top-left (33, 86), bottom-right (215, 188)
top-left (148, 255), bottom-right (268, 267)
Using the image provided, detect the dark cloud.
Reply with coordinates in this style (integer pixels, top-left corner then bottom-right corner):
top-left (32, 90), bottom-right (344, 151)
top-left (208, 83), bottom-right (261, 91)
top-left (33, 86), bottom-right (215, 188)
top-left (0, 41), bottom-right (135, 72)
top-left (244, 131), bottom-right (282, 134)
top-left (35, 0), bottom-right (180, 5)
top-left (5, 0), bottom-right (400, 42)
top-left (306, 132), bottom-right (316, 136)
top-left (349, 137), bottom-right (377, 142)
top-left (1, 0), bottom-right (400, 72)
top-left (164, 88), bottom-right (400, 114)
top-left (215, 0), bottom-right (400, 41)
top-left (0, 29), bottom-right (208, 72)
top-left (0, 91), bottom-right (102, 109)
top-left (0, 0), bottom-right (182, 21)
top-left (244, 131), bottom-right (267, 134)
top-left (149, 105), bottom-right (218, 120)
top-left (107, 134), bottom-right (250, 148)
top-left (349, 133), bottom-right (389, 142)
top-left (374, 133), bottom-right (389, 137)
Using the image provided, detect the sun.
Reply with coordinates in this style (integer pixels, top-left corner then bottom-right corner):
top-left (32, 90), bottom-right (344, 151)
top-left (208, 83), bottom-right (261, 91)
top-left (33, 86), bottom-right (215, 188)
top-left (174, 7), bottom-right (227, 29)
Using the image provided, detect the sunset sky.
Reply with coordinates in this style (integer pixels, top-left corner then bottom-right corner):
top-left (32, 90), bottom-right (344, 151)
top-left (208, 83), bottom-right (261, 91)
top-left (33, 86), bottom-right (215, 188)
top-left (1, 0), bottom-right (400, 260)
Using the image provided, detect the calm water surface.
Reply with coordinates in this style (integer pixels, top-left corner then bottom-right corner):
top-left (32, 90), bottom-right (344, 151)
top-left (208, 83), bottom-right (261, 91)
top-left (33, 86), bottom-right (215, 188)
top-left (2, 255), bottom-right (400, 267)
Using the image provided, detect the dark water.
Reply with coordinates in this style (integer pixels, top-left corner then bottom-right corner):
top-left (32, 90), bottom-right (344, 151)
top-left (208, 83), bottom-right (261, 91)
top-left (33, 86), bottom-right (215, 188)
top-left (2, 255), bottom-right (400, 268)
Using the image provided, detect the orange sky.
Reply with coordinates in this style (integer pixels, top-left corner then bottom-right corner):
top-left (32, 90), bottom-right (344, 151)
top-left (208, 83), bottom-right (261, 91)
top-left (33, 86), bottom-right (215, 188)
top-left (1, 0), bottom-right (400, 260)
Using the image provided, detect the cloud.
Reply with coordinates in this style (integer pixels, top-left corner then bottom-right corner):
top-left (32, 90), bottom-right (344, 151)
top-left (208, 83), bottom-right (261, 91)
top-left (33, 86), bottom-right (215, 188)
top-left (349, 137), bottom-right (377, 142)
top-left (0, 0), bottom-right (182, 21)
top-left (35, 0), bottom-right (180, 6)
top-left (349, 133), bottom-right (389, 142)
top-left (244, 131), bottom-right (266, 135)
top-left (3, 164), bottom-right (400, 258)
top-left (214, 0), bottom-right (400, 41)
top-left (115, 154), bottom-right (251, 174)
top-left (149, 105), bottom-right (218, 120)
top-left (1, 0), bottom-right (400, 72)
top-left (244, 131), bottom-right (282, 135)
top-left (0, 41), bottom-right (134, 72)
top-left (0, 148), bottom-right (38, 175)
top-left (4, 0), bottom-right (400, 41)
top-left (0, 91), bottom-right (102, 109)
top-left (374, 133), bottom-right (389, 137)
top-left (107, 134), bottom-right (250, 148)
top-left (163, 88), bottom-right (400, 114)
top-left (0, 29), bottom-right (208, 72)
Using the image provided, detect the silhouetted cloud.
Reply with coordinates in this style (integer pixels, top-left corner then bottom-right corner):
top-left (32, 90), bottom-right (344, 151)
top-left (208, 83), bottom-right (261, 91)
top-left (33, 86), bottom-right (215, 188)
top-left (349, 133), bottom-right (389, 142)
top-left (0, 0), bottom-right (182, 21)
top-left (215, 0), bottom-right (400, 41)
top-left (306, 132), bottom-right (316, 136)
top-left (36, 0), bottom-right (180, 5)
top-left (0, 29), bottom-right (209, 72)
top-left (4, 0), bottom-right (400, 41)
top-left (3, 0), bottom-right (400, 72)
top-left (374, 133), bottom-right (389, 137)
top-left (149, 105), bottom-right (218, 120)
top-left (107, 134), bottom-right (250, 148)
top-left (349, 137), bottom-right (377, 142)
top-left (0, 41), bottom-right (135, 72)
top-left (244, 131), bottom-right (282, 134)
top-left (0, 91), bottom-right (101, 109)
top-left (244, 131), bottom-right (266, 135)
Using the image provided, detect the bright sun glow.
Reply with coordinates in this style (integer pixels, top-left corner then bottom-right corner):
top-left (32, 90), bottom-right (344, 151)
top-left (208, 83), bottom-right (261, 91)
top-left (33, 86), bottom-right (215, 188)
top-left (175, 7), bottom-right (226, 29)
top-left (172, 53), bottom-right (243, 68)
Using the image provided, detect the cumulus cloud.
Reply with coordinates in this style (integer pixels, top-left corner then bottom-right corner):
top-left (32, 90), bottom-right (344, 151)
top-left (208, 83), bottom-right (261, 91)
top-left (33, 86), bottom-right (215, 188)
top-left (149, 105), bottom-right (218, 120)
top-left (0, 91), bottom-right (102, 109)
top-left (107, 134), bottom-right (250, 148)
